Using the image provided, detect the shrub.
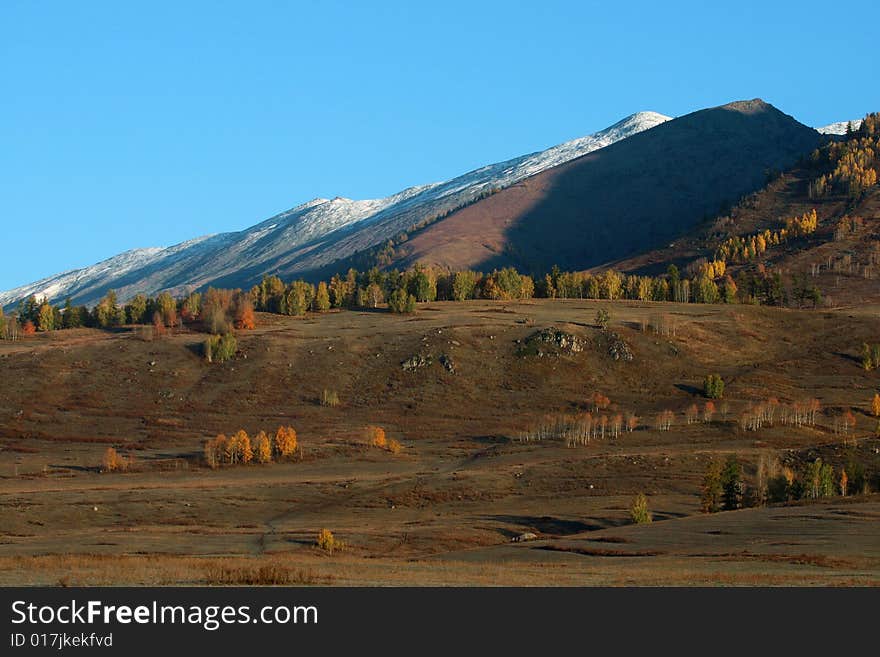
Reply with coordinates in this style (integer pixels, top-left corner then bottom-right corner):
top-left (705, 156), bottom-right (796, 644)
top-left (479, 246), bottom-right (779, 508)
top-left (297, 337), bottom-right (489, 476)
top-left (204, 332), bottom-right (237, 363)
top-left (595, 308), bottom-right (610, 330)
top-left (320, 389), bottom-right (340, 407)
top-left (316, 528), bottom-right (344, 554)
top-left (630, 493), bottom-right (652, 524)
top-left (387, 438), bottom-right (402, 454)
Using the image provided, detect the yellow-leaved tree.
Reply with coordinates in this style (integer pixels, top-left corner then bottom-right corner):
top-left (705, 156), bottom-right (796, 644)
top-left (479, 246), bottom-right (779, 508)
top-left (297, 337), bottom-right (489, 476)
top-left (255, 430), bottom-right (273, 463)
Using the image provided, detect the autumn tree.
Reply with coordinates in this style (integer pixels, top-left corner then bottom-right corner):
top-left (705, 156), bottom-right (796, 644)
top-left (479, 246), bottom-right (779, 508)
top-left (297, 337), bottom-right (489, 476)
top-left (274, 426), bottom-right (298, 460)
top-left (151, 311), bottom-right (166, 338)
top-left (152, 292), bottom-right (175, 327)
top-left (180, 292), bottom-right (202, 322)
top-left (701, 460), bottom-right (723, 513)
top-left (201, 287), bottom-right (233, 334)
top-left (590, 392), bottom-right (610, 412)
top-left (255, 430), bottom-right (272, 464)
top-left (125, 293), bottom-right (148, 324)
top-left (204, 434), bottom-right (226, 468)
top-left (703, 401), bottom-right (716, 423)
top-left (283, 281), bottom-right (314, 316)
top-left (872, 393), bottom-right (880, 417)
top-left (408, 266), bottom-right (437, 302)
top-left (94, 290), bottom-right (124, 328)
top-left (314, 281), bottom-right (331, 312)
top-left (34, 300), bottom-right (54, 331)
top-left (685, 403), bottom-right (699, 425)
top-left (367, 426), bottom-right (387, 449)
top-left (317, 528), bottom-right (343, 553)
top-left (103, 447), bottom-right (122, 472)
top-left (626, 413), bottom-right (639, 432)
top-left (452, 270), bottom-right (478, 301)
top-left (233, 292), bottom-right (256, 330)
top-left (594, 308), bottom-right (610, 330)
top-left (232, 429), bottom-right (253, 464)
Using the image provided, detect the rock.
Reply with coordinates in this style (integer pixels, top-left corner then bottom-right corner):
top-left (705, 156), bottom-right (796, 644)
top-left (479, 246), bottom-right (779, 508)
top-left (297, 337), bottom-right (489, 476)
top-left (518, 327), bottom-right (585, 357)
top-left (512, 532), bottom-right (538, 542)
top-left (401, 353), bottom-right (433, 371)
top-left (606, 331), bottom-right (634, 361)
top-left (439, 354), bottom-right (456, 374)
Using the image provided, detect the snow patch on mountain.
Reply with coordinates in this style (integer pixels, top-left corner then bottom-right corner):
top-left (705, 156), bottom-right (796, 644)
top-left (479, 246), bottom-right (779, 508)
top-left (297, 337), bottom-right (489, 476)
top-left (816, 119), bottom-right (863, 135)
top-left (0, 112), bottom-right (671, 309)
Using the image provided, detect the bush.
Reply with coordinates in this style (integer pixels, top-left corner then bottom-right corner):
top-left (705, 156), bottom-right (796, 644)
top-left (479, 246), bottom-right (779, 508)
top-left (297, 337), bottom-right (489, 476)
top-left (595, 308), bottom-right (610, 330)
top-left (316, 528), bottom-right (344, 554)
top-left (204, 332), bottom-right (237, 363)
top-left (630, 493), bottom-right (652, 524)
top-left (320, 389), bottom-right (340, 407)
top-left (387, 438), bottom-right (402, 455)
top-left (388, 288), bottom-right (416, 313)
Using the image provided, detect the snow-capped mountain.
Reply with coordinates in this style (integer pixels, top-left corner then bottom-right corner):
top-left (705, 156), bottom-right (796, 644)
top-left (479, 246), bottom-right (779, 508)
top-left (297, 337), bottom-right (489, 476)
top-left (0, 111), bottom-right (671, 309)
top-left (816, 119), bottom-right (863, 135)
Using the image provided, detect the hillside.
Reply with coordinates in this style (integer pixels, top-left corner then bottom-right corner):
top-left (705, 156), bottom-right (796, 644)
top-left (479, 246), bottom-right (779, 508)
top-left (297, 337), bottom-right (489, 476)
top-left (0, 112), bottom-right (671, 310)
top-left (609, 115), bottom-right (880, 307)
top-left (392, 100), bottom-right (824, 273)
top-left (0, 299), bottom-right (878, 584)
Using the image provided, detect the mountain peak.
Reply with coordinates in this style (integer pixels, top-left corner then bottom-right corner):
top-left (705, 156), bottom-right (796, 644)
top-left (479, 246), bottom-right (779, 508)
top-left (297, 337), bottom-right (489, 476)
top-left (720, 98), bottom-right (773, 114)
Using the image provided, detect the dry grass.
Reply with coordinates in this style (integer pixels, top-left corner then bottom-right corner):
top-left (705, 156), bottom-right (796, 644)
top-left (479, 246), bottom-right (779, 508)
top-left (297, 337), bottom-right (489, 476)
top-left (1, 300), bottom-right (879, 585)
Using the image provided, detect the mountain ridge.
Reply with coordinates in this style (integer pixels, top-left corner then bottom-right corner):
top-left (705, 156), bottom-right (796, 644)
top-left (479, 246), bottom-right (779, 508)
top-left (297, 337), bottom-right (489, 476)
top-left (0, 111), bottom-right (672, 308)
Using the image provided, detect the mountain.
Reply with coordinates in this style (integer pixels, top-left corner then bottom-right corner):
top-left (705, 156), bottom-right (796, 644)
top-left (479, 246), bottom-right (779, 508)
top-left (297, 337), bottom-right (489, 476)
top-left (0, 111), bottom-right (671, 309)
top-left (817, 119), bottom-right (863, 135)
top-left (385, 99), bottom-right (824, 273)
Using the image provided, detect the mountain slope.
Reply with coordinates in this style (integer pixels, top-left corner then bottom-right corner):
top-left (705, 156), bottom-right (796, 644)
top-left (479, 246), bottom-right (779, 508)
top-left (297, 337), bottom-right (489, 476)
top-left (391, 100), bottom-right (824, 273)
top-left (0, 112), bottom-right (670, 309)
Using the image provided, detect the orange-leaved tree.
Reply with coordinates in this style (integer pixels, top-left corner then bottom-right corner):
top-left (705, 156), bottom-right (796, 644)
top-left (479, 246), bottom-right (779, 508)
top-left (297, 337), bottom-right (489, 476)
top-left (274, 426), bottom-right (298, 460)
top-left (367, 426), bottom-right (387, 449)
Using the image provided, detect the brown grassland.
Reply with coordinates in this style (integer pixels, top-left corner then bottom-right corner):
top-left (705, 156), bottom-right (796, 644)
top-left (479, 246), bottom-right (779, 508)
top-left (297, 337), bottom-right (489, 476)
top-left (0, 299), bottom-right (878, 585)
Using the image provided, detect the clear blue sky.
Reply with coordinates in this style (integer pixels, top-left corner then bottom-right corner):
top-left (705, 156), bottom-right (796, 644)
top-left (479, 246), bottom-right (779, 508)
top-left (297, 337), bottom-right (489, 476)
top-left (2, 0), bottom-right (878, 291)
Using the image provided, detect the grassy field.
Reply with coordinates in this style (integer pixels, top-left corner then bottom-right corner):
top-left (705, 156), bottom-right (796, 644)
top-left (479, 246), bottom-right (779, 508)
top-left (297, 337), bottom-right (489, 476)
top-left (1, 299), bottom-right (878, 585)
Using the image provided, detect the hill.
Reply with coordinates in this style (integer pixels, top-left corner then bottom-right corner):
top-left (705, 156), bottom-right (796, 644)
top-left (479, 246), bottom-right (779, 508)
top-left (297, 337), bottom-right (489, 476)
top-left (0, 298), bottom-right (878, 584)
top-left (392, 100), bottom-right (824, 273)
top-left (609, 113), bottom-right (880, 307)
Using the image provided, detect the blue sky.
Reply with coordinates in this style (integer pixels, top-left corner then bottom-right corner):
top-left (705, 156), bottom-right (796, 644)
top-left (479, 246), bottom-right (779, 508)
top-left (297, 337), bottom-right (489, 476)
top-left (1, 0), bottom-right (878, 291)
